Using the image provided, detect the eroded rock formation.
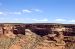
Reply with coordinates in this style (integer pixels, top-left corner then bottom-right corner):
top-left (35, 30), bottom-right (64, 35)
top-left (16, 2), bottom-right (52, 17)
top-left (0, 23), bottom-right (74, 49)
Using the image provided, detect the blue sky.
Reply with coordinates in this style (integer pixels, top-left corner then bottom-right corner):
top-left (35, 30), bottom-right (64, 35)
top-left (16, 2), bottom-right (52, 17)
top-left (0, 0), bottom-right (75, 24)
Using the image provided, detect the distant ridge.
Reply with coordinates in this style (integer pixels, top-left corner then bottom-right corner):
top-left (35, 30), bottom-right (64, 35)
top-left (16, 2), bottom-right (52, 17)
top-left (0, 23), bottom-right (75, 25)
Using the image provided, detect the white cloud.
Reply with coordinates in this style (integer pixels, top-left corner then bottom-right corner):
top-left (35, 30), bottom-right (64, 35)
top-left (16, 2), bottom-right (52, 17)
top-left (32, 18), bottom-right (48, 22)
top-left (0, 11), bottom-right (22, 15)
top-left (13, 12), bottom-right (21, 15)
top-left (22, 9), bottom-right (32, 13)
top-left (54, 19), bottom-right (75, 24)
top-left (9, 12), bottom-right (21, 15)
top-left (14, 18), bottom-right (19, 21)
top-left (69, 20), bottom-right (75, 22)
top-left (0, 8), bottom-right (42, 16)
top-left (0, 12), bottom-right (6, 16)
top-left (32, 9), bottom-right (42, 12)
top-left (55, 19), bottom-right (66, 22)
top-left (22, 9), bottom-right (42, 13)
top-left (0, 12), bottom-right (3, 14)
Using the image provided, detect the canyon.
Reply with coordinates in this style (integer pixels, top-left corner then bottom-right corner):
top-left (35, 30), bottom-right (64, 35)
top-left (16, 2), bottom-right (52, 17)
top-left (0, 23), bottom-right (75, 49)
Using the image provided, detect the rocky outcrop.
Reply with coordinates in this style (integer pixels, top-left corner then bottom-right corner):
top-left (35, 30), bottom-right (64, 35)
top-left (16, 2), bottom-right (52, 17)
top-left (0, 23), bottom-right (75, 49)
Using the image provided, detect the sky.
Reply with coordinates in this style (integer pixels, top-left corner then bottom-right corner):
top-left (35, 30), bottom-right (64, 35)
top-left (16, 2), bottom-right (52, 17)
top-left (0, 0), bottom-right (75, 24)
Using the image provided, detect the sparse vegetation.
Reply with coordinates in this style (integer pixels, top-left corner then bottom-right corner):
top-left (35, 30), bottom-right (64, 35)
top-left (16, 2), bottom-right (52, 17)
top-left (0, 34), bottom-right (75, 49)
top-left (0, 35), bottom-right (21, 49)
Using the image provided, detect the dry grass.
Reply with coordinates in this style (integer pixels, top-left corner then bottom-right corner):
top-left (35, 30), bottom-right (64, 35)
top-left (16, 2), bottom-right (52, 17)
top-left (65, 36), bottom-right (75, 49)
top-left (0, 35), bottom-right (75, 49)
top-left (0, 35), bottom-right (21, 49)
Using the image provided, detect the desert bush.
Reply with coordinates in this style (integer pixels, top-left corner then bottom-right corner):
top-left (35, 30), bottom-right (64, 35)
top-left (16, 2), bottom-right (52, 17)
top-left (65, 42), bottom-right (75, 49)
top-left (0, 36), bottom-right (21, 49)
top-left (65, 36), bottom-right (75, 49)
